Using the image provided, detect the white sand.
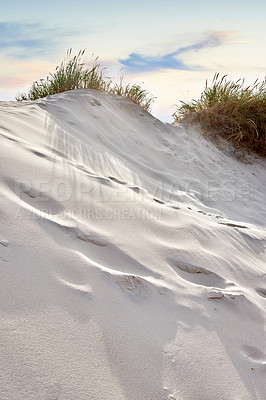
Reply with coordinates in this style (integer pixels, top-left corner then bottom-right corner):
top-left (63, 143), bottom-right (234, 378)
top-left (0, 89), bottom-right (266, 400)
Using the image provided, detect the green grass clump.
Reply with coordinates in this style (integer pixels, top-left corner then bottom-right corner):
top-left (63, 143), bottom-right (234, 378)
top-left (16, 49), bottom-right (154, 112)
top-left (173, 73), bottom-right (266, 157)
top-left (112, 78), bottom-right (155, 112)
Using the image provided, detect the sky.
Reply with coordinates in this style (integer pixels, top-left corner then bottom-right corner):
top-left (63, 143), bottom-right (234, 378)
top-left (0, 0), bottom-right (265, 121)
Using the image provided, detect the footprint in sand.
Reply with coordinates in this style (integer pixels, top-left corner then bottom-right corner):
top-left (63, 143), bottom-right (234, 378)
top-left (76, 233), bottom-right (108, 247)
top-left (256, 288), bottom-right (266, 298)
top-left (90, 98), bottom-right (102, 106)
top-left (170, 261), bottom-right (228, 289)
top-left (108, 176), bottom-right (127, 185)
top-left (51, 221), bottom-right (108, 247)
top-left (170, 205), bottom-right (180, 210)
top-left (26, 148), bottom-right (54, 161)
top-left (243, 345), bottom-right (266, 365)
top-left (219, 222), bottom-right (248, 229)
top-left (129, 186), bottom-right (141, 194)
top-left (207, 289), bottom-right (246, 301)
top-left (116, 275), bottom-right (148, 301)
top-left (153, 198), bottom-right (165, 205)
top-left (169, 260), bottom-right (248, 302)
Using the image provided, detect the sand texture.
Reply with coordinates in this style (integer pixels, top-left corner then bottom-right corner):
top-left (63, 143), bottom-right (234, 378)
top-left (0, 89), bottom-right (266, 400)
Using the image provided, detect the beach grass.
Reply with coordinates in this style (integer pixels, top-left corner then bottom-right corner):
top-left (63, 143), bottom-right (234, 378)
top-left (112, 77), bottom-right (154, 112)
top-left (173, 73), bottom-right (266, 157)
top-left (16, 49), bottom-right (154, 112)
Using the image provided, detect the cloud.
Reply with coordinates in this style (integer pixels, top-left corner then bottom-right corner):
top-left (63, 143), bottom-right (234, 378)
top-left (0, 22), bottom-right (74, 59)
top-left (119, 32), bottom-right (226, 72)
top-left (0, 77), bottom-right (28, 88)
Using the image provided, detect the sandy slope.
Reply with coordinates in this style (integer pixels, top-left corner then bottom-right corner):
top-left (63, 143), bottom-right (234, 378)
top-left (0, 89), bottom-right (266, 400)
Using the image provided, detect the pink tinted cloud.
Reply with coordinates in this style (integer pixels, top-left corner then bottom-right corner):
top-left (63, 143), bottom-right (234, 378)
top-left (0, 77), bottom-right (29, 88)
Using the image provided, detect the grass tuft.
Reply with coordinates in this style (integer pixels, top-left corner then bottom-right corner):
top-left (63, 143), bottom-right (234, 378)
top-left (16, 49), bottom-right (154, 112)
top-left (173, 73), bottom-right (266, 157)
top-left (112, 77), bottom-right (155, 112)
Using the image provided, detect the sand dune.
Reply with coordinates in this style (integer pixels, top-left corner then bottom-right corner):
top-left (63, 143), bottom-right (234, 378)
top-left (0, 89), bottom-right (266, 400)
